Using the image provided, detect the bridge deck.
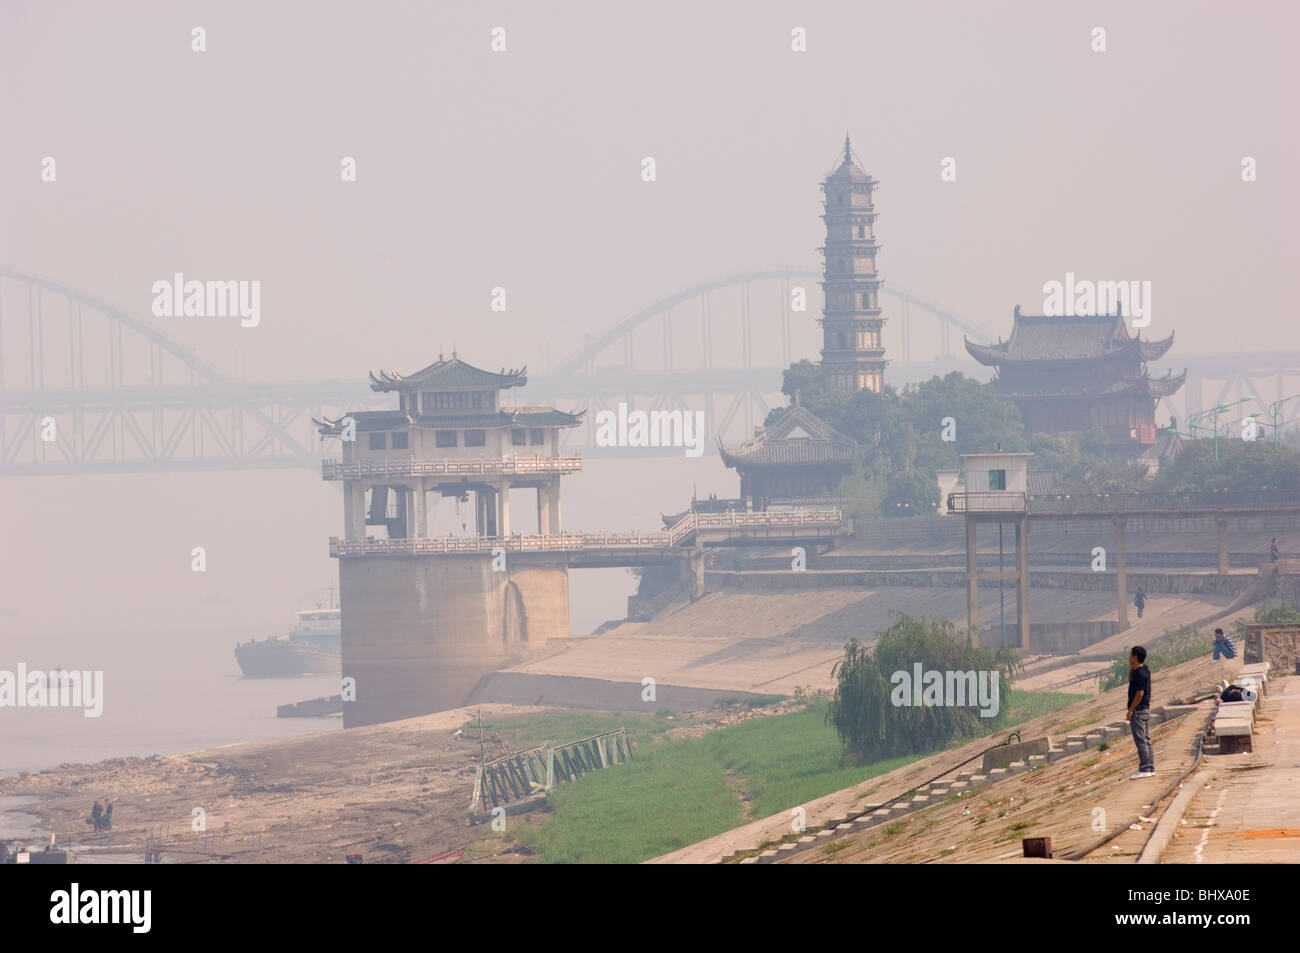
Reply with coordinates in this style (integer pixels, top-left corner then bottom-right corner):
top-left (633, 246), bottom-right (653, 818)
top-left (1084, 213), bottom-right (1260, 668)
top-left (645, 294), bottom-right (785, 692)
top-left (949, 490), bottom-right (1300, 520)
top-left (328, 508), bottom-right (845, 560)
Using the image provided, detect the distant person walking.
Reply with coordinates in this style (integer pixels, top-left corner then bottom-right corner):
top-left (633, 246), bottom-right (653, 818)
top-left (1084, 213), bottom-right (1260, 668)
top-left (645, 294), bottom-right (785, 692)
top-left (90, 800), bottom-right (103, 833)
top-left (1134, 588), bottom-right (1146, 619)
top-left (103, 802), bottom-right (113, 831)
top-left (1213, 627), bottom-right (1237, 661)
top-left (1127, 645), bottom-right (1154, 779)
top-left (1271, 538), bottom-right (1280, 563)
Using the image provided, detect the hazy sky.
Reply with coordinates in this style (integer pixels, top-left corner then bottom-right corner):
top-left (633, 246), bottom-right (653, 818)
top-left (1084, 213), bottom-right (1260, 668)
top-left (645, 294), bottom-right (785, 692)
top-left (1, 1), bottom-right (1296, 637)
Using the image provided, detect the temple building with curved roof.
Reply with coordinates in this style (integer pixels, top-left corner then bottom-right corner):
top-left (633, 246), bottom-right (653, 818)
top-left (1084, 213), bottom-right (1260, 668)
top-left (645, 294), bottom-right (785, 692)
top-left (966, 307), bottom-right (1185, 454)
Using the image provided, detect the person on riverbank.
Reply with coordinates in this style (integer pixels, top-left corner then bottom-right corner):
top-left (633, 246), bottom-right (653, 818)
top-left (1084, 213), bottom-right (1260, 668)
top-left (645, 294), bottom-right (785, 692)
top-left (90, 800), bottom-right (103, 833)
top-left (1271, 538), bottom-right (1280, 562)
top-left (103, 801), bottom-right (113, 831)
top-left (1134, 588), bottom-right (1146, 619)
top-left (1213, 627), bottom-right (1237, 661)
top-left (1126, 646), bottom-right (1154, 779)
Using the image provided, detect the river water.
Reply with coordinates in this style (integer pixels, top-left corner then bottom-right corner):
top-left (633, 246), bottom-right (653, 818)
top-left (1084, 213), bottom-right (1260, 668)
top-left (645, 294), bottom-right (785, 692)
top-left (0, 627), bottom-right (340, 777)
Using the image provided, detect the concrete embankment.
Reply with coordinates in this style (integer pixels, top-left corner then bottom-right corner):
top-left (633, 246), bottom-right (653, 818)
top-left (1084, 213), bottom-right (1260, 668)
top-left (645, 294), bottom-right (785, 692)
top-left (467, 672), bottom-right (771, 712)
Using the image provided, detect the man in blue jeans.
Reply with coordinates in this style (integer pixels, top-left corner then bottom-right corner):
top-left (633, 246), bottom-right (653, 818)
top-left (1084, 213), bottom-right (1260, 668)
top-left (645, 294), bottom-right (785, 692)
top-left (1212, 628), bottom-right (1236, 661)
top-left (1127, 645), bottom-right (1154, 779)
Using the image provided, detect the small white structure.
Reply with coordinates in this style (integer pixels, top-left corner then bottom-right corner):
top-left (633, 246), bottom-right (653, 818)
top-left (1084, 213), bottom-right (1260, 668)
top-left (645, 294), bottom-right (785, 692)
top-left (936, 467), bottom-right (963, 501)
top-left (959, 451), bottom-right (1032, 496)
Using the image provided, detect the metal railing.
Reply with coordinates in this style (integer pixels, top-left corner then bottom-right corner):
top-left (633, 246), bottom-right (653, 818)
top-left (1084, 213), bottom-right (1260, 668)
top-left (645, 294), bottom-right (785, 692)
top-left (322, 454), bottom-right (584, 480)
top-left (947, 492), bottom-right (1027, 513)
top-left (1026, 489), bottom-right (1300, 515)
top-left (469, 728), bottom-right (632, 819)
top-left (949, 489), bottom-right (1300, 517)
top-left (329, 507), bottom-right (846, 556)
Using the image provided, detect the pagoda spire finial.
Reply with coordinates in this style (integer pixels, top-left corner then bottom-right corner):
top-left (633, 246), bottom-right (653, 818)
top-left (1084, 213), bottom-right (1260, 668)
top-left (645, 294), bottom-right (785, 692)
top-left (844, 134), bottom-right (852, 163)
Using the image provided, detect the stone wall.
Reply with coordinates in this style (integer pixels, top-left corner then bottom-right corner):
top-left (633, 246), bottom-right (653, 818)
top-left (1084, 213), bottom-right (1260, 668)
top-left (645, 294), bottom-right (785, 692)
top-left (339, 553), bottom-right (569, 728)
top-left (705, 568), bottom-right (1258, 596)
top-left (978, 621), bottom-right (1119, 653)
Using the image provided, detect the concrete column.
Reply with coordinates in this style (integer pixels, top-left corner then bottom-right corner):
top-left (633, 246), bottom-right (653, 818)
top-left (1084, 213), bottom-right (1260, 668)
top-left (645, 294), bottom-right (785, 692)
top-left (499, 480), bottom-right (511, 537)
top-left (1016, 517), bottom-right (1030, 649)
top-left (965, 518), bottom-right (978, 645)
top-left (475, 489), bottom-right (486, 537)
top-left (1216, 515), bottom-right (1229, 574)
top-left (537, 483), bottom-right (552, 537)
top-left (394, 486), bottom-right (408, 538)
top-left (691, 548), bottom-right (705, 600)
top-left (549, 480), bottom-right (562, 535)
top-left (343, 482), bottom-right (364, 541)
top-left (413, 479), bottom-right (427, 538)
top-left (1115, 516), bottom-right (1128, 632)
top-left (479, 487), bottom-right (497, 538)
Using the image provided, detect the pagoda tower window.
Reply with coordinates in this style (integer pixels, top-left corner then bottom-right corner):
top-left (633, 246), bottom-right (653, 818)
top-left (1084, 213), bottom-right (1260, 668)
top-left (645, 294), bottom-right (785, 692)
top-left (465, 429), bottom-right (487, 447)
top-left (436, 430), bottom-right (457, 448)
top-left (511, 428), bottom-right (528, 446)
top-left (369, 432), bottom-right (386, 450)
top-left (391, 432), bottom-right (409, 450)
top-left (529, 428), bottom-right (545, 445)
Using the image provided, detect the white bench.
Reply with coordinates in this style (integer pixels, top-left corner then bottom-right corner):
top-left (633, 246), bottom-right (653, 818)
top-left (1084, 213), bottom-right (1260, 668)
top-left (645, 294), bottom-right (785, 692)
top-left (1237, 663), bottom-right (1269, 695)
top-left (1214, 697), bottom-right (1256, 754)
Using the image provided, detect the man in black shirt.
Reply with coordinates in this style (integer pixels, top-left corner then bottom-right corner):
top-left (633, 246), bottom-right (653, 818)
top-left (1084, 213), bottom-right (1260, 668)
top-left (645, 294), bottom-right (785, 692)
top-left (1127, 645), bottom-right (1154, 778)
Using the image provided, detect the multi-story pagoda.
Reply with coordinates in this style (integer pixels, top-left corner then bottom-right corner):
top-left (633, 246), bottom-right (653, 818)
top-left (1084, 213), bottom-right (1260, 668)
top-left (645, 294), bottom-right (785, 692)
top-left (819, 136), bottom-right (887, 394)
top-left (965, 307), bottom-right (1185, 453)
top-left (316, 355), bottom-right (584, 541)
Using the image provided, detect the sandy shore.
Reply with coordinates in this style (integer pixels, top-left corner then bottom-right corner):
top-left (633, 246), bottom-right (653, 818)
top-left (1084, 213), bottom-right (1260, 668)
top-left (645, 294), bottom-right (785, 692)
top-left (0, 703), bottom-right (552, 864)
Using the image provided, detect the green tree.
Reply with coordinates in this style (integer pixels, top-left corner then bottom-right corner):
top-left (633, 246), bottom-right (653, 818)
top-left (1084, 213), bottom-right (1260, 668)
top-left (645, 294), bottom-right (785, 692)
top-left (900, 372), bottom-right (1027, 471)
top-left (779, 359), bottom-right (826, 405)
top-left (883, 470), bottom-right (941, 516)
top-left (826, 614), bottom-right (1022, 761)
top-left (1027, 430), bottom-right (1148, 494)
top-left (1231, 602), bottom-right (1300, 644)
top-left (1154, 438), bottom-right (1300, 493)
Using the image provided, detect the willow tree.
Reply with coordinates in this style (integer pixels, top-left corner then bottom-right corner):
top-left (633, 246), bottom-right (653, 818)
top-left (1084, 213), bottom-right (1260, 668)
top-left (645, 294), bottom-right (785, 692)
top-left (826, 613), bottom-right (1022, 761)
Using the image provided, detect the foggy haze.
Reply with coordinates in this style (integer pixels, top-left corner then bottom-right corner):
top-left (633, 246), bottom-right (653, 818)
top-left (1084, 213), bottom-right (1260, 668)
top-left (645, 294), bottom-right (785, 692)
top-left (1, 0), bottom-right (1295, 637)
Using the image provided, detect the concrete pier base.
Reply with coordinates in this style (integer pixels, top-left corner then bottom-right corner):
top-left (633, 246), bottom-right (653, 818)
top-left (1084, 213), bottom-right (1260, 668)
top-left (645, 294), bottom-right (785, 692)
top-left (339, 553), bottom-right (570, 728)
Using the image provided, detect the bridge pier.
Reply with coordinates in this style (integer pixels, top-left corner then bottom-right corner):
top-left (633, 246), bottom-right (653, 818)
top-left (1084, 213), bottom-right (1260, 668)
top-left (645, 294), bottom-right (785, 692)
top-left (1115, 516), bottom-right (1128, 632)
top-left (339, 552), bottom-right (570, 728)
top-left (1217, 515), bottom-right (1230, 574)
top-left (966, 520), bottom-right (978, 644)
top-left (962, 514), bottom-right (1030, 649)
top-left (1016, 517), bottom-right (1030, 648)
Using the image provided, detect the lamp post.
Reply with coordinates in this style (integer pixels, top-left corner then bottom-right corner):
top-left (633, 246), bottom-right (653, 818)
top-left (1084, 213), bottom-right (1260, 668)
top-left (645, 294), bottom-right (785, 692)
top-left (1266, 393), bottom-right (1300, 446)
top-left (1186, 407), bottom-right (1219, 443)
top-left (1210, 397), bottom-right (1255, 461)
